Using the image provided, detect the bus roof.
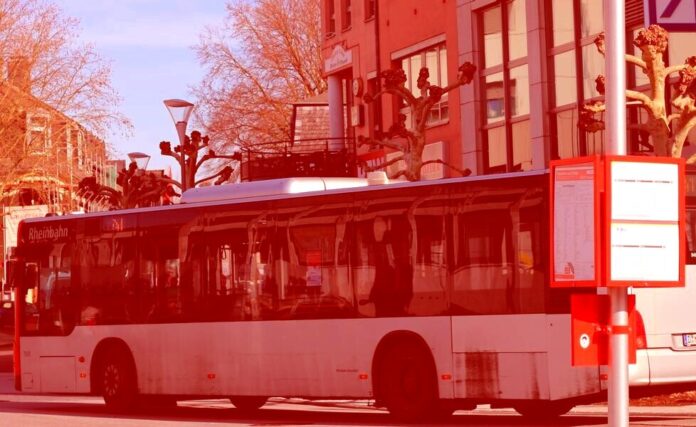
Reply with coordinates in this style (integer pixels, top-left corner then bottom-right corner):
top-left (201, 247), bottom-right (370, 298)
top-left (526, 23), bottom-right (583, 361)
top-left (19, 170), bottom-right (548, 226)
top-left (180, 177), bottom-right (370, 204)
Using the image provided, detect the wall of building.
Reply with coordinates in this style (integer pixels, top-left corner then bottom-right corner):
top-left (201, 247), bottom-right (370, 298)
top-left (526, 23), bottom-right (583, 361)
top-left (323, 1), bottom-right (696, 179)
top-left (322, 0), bottom-right (463, 179)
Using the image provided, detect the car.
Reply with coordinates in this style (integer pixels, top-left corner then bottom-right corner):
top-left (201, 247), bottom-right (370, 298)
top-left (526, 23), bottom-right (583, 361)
top-left (0, 301), bottom-right (38, 330)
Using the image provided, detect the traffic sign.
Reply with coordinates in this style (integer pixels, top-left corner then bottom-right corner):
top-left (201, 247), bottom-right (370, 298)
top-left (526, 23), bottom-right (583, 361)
top-left (645, 0), bottom-right (696, 31)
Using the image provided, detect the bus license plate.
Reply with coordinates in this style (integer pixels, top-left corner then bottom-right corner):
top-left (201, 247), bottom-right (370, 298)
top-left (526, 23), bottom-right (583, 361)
top-left (683, 334), bottom-right (696, 347)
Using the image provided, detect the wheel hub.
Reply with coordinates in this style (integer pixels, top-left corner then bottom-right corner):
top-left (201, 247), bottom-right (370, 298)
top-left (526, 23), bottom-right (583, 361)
top-left (103, 363), bottom-right (120, 397)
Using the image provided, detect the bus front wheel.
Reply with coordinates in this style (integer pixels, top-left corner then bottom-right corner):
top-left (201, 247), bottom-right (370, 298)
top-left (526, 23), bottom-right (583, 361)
top-left (96, 350), bottom-right (137, 412)
top-left (379, 344), bottom-right (439, 421)
top-left (229, 396), bottom-right (267, 411)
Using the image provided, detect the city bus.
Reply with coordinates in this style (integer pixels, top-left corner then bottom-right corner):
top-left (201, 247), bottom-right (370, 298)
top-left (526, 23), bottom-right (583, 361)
top-left (8, 170), bottom-right (696, 421)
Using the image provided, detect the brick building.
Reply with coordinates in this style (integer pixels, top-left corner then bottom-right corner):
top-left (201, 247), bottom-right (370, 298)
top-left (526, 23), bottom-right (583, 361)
top-left (0, 59), bottom-right (109, 281)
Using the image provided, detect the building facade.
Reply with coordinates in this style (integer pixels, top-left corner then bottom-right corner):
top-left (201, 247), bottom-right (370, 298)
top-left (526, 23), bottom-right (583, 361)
top-left (321, 0), bottom-right (696, 177)
top-left (322, 0), bottom-right (463, 179)
top-left (0, 61), bottom-right (109, 282)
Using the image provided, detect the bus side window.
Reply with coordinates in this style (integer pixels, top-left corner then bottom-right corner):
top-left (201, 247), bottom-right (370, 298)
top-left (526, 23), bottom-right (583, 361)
top-left (412, 200), bottom-right (447, 316)
top-left (282, 209), bottom-right (354, 320)
top-left (450, 190), bottom-right (514, 315)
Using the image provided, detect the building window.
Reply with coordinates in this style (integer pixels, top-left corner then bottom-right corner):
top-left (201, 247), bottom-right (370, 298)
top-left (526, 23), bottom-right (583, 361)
top-left (70, 128), bottom-right (84, 170)
top-left (478, 0), bottom-right (531, 174)
top-left (365, 0), bottom-right (375, 20)
top-left (548, 0), bottom-right (605, 159)
top-left (26, 113), bottom-right (50, 155)
top-left (399, 44), bottom-right (449, 127)
top-left (341, 0), bottom-right (352, 30)
top-left (326, 0), bottom-right (336, 36)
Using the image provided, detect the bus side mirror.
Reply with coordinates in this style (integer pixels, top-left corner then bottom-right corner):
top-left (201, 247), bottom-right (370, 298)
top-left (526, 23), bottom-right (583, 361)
top-left (5, 259), bottom-right (24, 299)
top-left (24, 264), bottom-right (37, 292)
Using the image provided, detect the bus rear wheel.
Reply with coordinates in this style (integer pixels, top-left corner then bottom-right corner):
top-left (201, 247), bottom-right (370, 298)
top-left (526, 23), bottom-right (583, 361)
top-left (379, 344), bottom-right (439, 421)
top-left (96, 350), bottom-right (137, 412)
top-left (230, 396), bottom-right (267, 411)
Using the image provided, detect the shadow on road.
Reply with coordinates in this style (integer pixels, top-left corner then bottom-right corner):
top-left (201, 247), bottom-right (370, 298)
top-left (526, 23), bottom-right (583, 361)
top-left (0, 397), bottom-right (683, 426)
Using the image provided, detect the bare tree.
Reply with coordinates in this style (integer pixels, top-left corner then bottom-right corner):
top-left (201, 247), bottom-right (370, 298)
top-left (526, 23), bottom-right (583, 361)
top-left (359, 62), bottom-right (476, 181)
top-left (0, 0), bottom-right (129, 137)
top-left (579, 25), bottom-right (696, 160)
top-left (193, 0), bottom-right (325, 155)
top-left (0, 0), bottom-right (130, 209)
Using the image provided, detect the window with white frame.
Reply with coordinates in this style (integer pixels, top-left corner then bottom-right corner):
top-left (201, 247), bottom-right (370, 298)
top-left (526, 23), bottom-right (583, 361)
top-left (341, 0), bottom-right (352, 30)
top-left (26, 112), bottom-right (50, 155)
top-left (325, 0), bottom-right (336, 36)
top-left (478, 0), bottom-right (531, 174)
top-left (399, 44), bottom-right (449, 127)
top-left (70, 128), bottom-right (84, 170)
top-left (548, 0), bottom-right (605, 159)
top-left (365, 0), bottom-right (375, 20)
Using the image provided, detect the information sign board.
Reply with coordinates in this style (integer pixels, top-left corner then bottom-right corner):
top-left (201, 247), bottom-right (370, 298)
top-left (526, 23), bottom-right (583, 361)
top-left (551, 155), bottom-right (685, 288)
top-left (550, 157), bottom-right (602, 287)
top-left (606, 156), bottom-right (685, 287)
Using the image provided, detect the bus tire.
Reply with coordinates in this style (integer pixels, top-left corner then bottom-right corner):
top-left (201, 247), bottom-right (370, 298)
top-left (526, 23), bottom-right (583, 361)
top-left (379, 342), bottom-right (439, 422)
top-left (95, 348), bottom-right (138, 412)
top-left (229, 396), bottom-right (267, 411)
top-left (513, 400), bottom-right (573, 420)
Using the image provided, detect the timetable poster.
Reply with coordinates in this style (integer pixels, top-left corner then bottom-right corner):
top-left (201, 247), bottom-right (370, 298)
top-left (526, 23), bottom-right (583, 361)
top-left (553, 164), bottom-right (596, 284)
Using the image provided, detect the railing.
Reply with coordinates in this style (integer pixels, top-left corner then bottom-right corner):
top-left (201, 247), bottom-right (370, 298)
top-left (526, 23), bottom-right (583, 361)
top-left (238, 137), bottom-right (357, 182)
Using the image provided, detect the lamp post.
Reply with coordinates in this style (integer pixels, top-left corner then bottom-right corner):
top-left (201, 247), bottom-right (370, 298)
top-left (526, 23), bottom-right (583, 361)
top-left (164, 99), bottom-right (194, 191)
top-left (127, 152), bottom-right (151, 170)
top-left (161, 98), bottom-right (241, 191)
top-left (77, 152), bottom-right (175, 211)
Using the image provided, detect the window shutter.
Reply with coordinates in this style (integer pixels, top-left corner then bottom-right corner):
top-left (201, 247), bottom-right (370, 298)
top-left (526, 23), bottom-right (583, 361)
top-left (626, 0), bottom-right (644, 28)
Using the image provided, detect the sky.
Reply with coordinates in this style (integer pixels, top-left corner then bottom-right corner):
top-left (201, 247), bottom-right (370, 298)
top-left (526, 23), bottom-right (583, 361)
top-left (58, 0), bottom-right (229, 173)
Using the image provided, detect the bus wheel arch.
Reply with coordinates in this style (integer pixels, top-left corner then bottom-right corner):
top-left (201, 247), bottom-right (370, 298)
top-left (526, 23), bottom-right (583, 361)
top-left (371, 330), bottom-right (441, 421)
top-left (90, 338), bottom-right (138, 412)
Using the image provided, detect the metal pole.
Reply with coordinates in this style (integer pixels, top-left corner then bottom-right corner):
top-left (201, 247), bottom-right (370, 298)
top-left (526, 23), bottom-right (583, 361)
top-left (604, 2), bottom-right (628, 426)
top-left (176, 121), bottom-right (188, 191)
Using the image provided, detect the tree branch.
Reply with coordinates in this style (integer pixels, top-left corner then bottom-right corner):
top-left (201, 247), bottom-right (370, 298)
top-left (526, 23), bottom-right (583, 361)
top-left (365, 154), bottom-right (405, 172)
top-left (420, 159), bottom-right (471, 177)
top-left (666, 62), bottom-right (688, 77)
top-left (626, 89), bottom-right (652, 106)
top-left (359, 136), bottom-right (406, 152)
top-left (625, 53), bottom-right (647, 71)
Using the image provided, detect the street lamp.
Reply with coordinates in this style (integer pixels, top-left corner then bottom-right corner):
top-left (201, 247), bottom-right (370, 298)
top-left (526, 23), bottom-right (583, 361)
top-left (164, 99), bottom-right (194, 190)
top-left (161, 98), bottom-right (241, 191)
top-left (127, 152), bottom-right (151, 170)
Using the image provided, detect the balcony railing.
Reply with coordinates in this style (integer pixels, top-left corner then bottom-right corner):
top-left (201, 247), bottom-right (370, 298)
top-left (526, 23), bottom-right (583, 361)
top-left (238, 137), bottom-right (357, 182)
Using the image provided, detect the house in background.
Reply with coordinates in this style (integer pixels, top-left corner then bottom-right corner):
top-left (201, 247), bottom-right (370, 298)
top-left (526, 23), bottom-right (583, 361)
top-left (0, 56), bottom-right (110, 282)
top-left (238, 92), bottom-right (358, 181)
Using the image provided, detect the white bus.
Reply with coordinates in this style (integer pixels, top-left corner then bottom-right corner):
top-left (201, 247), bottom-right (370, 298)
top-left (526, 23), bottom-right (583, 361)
top-left (9, 171), bottom-right (696, 421)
